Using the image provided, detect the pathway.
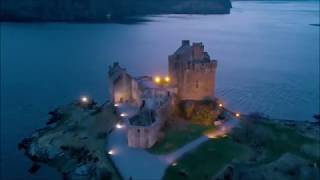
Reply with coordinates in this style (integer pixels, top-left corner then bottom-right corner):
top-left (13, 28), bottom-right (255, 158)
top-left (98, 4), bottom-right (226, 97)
top-left (106, 103), bottom-right (240, 180)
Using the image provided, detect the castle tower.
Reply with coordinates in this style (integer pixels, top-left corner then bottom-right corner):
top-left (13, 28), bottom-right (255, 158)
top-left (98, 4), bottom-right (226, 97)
top-left (108, 62), bottom-right (133, 103)
top-left (168, 40), bottom-right (217, 101)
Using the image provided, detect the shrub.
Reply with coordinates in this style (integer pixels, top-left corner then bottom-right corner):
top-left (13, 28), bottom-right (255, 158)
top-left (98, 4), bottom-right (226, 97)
top-left (231, 120), bottom-right (275, 148)
top-left (178, 99), bottom-right (219, 125)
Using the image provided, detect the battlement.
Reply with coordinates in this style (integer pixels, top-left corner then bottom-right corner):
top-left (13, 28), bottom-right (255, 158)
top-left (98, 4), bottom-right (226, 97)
top-left (182, 40), bottom-right (190, 46)
top-left (192, 42), bottom-right (204, 60)
top-left (183, 60), bottom-right (217, 72)
top-left (108, 62), bottom-right (127, 79)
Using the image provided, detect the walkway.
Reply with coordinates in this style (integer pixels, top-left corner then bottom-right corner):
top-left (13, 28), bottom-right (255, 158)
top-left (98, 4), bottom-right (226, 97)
top-left (106, 103), bottom-right (240, 180)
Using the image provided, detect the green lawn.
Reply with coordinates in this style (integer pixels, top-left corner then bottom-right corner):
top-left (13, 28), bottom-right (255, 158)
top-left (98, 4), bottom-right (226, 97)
top-left (148, 123), bottom-right (215, 154)
top-left (257, 121), bottom-right (320, 164)
top-left (163, 137), bottom-right (250, 180)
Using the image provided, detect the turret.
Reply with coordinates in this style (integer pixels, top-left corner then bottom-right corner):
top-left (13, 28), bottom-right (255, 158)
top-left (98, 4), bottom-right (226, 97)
top-left (182, 40), bottom-right (190, 46)
top-left (192, 42), bottom-right (204, 60)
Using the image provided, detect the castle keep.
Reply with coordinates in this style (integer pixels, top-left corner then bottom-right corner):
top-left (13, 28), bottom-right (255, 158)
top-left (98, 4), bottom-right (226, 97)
top-left (169, 40), bottom-right (217, 101)
top-left (108, 40), bottom-right (218, 148)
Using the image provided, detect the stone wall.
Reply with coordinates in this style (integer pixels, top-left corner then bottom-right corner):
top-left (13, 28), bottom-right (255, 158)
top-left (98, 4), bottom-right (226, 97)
top-left (127, 99), bottom-right (170, 149)
top-left (127, 118), bottom-right (163, 148)
top-left (113, 73), bottom-right (133, 103)
top-left (178, 61), bottom-right (217, 100)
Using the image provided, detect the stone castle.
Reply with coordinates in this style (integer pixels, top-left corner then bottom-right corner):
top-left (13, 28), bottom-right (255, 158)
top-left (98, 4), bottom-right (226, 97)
top-left (108, 40), bottom-right (218, 148)
top-left (169, 40), bottom-right (217, 101)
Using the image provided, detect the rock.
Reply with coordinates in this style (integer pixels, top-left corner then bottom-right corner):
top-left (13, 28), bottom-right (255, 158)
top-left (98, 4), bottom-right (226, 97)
top-left (74, 164), bottom-right (95, 177)
top-left (27, 142), bottom-right (63, 161)
top-left (18, 138), bottom-right (33, 150)
top-left (28, 163), bottom-right (41, 174)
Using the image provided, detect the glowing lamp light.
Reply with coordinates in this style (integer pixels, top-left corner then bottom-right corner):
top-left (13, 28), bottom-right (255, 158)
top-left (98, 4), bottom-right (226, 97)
top-left (235, 113), bottom-right (240, 118)
top-left (154, 76), bottom-right (161, 83)
top-left (108, 150), bottom-right (114, 155)
top-left (114, 103), bottom-right (119, 107)
top-left (165, 76), bottom-right (170, 83)
top-left (208, 134), bottom-right (217, 139)
top-left (116, 123), bottom-right (123, 129)
top-left (81, 96), bottom-right (88, 103)
top-left (172, 162), bottom-right (177, 166)
top-left (218, 103), bottom-right (223, 108)
top-left (120, 113), bottom-right (127, 117)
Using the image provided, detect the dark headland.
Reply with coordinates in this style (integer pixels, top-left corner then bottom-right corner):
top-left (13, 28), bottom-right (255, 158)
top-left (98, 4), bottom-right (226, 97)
top-left (0, 0), bottom-right (232, 23)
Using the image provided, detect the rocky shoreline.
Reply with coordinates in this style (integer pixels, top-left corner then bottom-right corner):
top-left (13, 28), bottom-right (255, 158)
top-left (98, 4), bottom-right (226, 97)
top-left (18, 100), bottom-right (122, 180)
top-left (18, 99), bottom-right (319, 179)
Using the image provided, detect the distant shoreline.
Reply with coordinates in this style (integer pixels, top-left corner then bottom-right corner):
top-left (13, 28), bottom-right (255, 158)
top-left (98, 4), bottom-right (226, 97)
top-left (0, 11), bottom-right (231, 24)
top-left (310, 23), bottom-right (320, 27)
top-left (0, 0), bottom-right (232, 23)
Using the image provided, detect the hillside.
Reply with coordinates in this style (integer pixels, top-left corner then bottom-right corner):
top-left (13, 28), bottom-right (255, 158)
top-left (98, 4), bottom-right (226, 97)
top-left (0, 0), bottom-right (232, 22)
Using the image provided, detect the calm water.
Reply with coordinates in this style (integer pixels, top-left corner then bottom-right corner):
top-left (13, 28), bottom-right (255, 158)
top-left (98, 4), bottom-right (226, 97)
top-left (1, 1), bottom-right (319, 179)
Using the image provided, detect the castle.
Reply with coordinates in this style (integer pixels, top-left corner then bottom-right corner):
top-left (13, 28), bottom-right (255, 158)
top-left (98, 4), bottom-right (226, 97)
top-left (169, 40), bottom-right (217, 101)
top-left (108, 40), bottom-right (218, 148)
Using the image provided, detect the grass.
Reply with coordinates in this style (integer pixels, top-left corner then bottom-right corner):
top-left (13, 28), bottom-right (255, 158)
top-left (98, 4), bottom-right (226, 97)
top-left (162, 119), bottom-right (320, 180)
top-left (163, 137), bottom-right (251, 180)
top-left (257, 121), bottom-right (320, 164)
top-left (148, 123), bottom-right (215, 154)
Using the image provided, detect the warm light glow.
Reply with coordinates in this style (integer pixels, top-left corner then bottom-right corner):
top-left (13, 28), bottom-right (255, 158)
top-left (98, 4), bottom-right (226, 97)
top-left (208, 134), bottom-right (217, 139)
top-left (108, 150), bottom-right (114, 155)
top-left (114, 103), bottom-right (119, 107)
top-left (154, 76), bottom-right (161, 83)
top-left (81, 96), bottom-right (88, 103)
top-left (218, 103), bottom-right (223, 107)
top-left (235, 113), bottom-right (240, 118)
top-left (120, 113), bottom-right (127, 117)
top-left (116, 123), bottom-right (123, 129)
top-left (165, 76), bottom-right (170, 82)
top-left (172, 162), bottom-right (177, 166)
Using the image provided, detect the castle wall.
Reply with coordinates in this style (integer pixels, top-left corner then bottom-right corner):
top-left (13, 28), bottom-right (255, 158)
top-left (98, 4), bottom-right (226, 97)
top-left (127, 97), bottom-right (170, 149)
top-left (127, 116), bottom-right (163, 148)
top-left (178, 61), bottom-right (217, 100)
top-left (113, 73), bottom-right (133, 103)
top-left (131, 79), bottom-right (142, 106)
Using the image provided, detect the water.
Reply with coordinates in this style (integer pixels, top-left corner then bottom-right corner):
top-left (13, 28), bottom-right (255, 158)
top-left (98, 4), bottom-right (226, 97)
top-left (1, 1), bottom-right (319, 179)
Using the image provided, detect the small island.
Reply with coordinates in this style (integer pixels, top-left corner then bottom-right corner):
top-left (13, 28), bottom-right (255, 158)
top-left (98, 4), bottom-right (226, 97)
top-left (19, 41), bottom-right (320, 180)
